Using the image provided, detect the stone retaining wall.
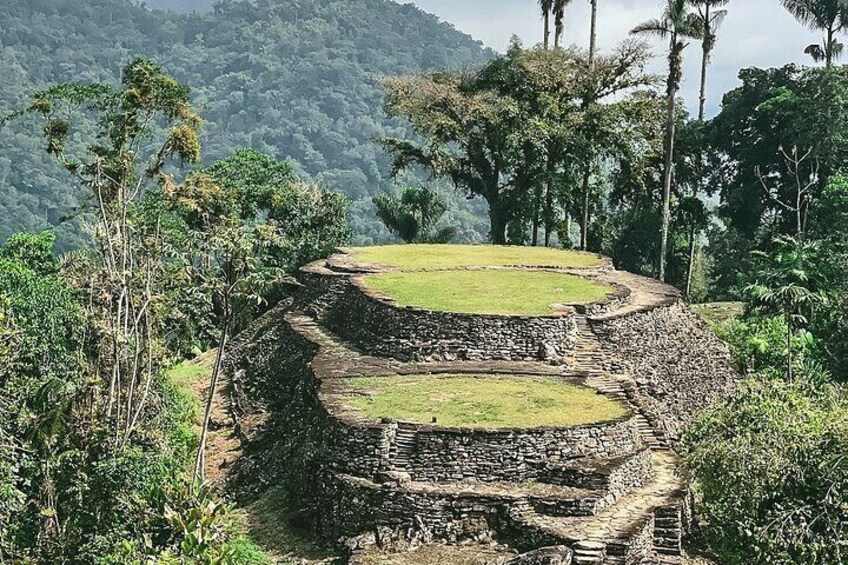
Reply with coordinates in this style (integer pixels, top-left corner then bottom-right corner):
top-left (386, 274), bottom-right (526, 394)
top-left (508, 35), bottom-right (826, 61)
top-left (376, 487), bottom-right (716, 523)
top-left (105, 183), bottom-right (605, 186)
top-left (321, 409), bottom-right (641, 483)
top-left (591, 302), bottom-right (737, 443)
top-left (316, 472), bottom-right (502, 544)
top-left (533, 449), bottom-right (654, 502)
top-left (298, 266), bottom-right (580, 363)
top-left (400, 418), bottom-right (642, 483)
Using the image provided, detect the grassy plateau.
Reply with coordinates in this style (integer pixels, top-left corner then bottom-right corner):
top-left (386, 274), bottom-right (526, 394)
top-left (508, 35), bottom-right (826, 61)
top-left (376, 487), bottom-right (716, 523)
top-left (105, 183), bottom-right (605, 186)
top-left (338, 374), bottom-right (628, 428)
top-left (347, 244), bottom-right (604, 270)
top-left (363, 269), bottom-right (615, 316)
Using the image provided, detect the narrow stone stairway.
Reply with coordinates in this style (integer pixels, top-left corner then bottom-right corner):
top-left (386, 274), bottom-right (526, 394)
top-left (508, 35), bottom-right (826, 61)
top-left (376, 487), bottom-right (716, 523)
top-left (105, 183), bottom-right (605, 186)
top-left (392, 424), bottom-right (418, 471)
top-left (510, 451), bottom-right (684, 564)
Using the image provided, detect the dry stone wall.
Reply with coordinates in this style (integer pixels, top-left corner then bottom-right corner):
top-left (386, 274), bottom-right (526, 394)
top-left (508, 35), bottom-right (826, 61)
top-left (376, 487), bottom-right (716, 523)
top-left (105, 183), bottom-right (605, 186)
top-left (222, 250), bottom-right (738, 564)
top-left (402, 418), bottom-right (642, 483)
top-left (299, 265), bottom-right (580, 363)
top-left (591, 302), bottom-right (737, 443)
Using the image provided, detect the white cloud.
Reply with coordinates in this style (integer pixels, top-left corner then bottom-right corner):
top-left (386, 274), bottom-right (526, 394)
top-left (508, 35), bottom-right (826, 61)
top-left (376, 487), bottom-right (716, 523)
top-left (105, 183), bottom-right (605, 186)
top-left (410, 0), bottom-right (825, 117)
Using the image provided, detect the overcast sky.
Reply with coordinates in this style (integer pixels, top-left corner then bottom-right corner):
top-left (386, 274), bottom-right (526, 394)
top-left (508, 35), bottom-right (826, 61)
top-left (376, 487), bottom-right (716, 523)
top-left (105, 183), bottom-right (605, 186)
top-left (410, 0), bottom-right (824, 117)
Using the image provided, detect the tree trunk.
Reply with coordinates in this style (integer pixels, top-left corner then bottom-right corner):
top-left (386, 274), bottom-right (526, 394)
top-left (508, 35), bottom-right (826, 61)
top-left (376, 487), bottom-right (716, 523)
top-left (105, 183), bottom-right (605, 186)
top-left (544, 12), bottom-right (551, 50)
top-left (580, 166), bottom-right (591, 250)
top-left (544, 171), bottom-right (554, 246)
top-left (532, 185), bottom-right (541, 246)
top-left (488, 199), bottom-right (508, 245)
top-left (826, 27), bottom-right (834, 68)
top-left (698, 6), bottom-right (710, 122)
top-left (786, 313), bottom-right (793, 383)
top-left (589, 0), bottom-right (598, 61)
top-left (194, 323), bottom-right (229, 484)
top-left (659, 45), bottom-right (680, 282)
top-left (685, 226), bottom-right (697, 299)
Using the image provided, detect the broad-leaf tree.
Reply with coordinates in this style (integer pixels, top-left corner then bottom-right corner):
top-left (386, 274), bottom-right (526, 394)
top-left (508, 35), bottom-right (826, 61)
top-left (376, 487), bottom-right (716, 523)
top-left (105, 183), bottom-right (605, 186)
top-left (16, 58), bottom-right (202, 448)
top-left (166, 148), bottom-right (349, 482)
top-left (744, 236), bottom-right (829, 382)
top-left (381, 72), bottom-right (532, 244)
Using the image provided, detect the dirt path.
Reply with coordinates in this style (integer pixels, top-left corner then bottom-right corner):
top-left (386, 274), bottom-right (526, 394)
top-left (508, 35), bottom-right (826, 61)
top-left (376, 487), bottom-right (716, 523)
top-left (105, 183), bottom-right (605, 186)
top-left (181, 353), bottom-right (338, 564)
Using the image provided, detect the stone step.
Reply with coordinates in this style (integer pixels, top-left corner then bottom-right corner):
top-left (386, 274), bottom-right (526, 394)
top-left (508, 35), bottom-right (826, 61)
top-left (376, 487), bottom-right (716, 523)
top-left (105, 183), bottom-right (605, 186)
top-left (512, 452), bottom-right (684, 563)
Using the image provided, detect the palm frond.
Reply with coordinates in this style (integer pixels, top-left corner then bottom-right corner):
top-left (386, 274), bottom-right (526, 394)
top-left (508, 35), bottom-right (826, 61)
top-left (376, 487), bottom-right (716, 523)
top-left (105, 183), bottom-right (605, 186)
top-left (630, 19), bottom-right (671, 38)
top-left (805, 43), bottom-right (827, 62)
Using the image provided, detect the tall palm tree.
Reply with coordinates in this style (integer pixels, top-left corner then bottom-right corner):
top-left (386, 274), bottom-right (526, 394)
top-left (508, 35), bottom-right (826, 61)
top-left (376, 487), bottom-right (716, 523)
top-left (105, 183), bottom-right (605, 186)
top-left (782, 0), bottom-right (848, 67)
top-left (553, 0), bottom-right (574, 48)
top-left (576, 0), bottom-right (599, 251)
top-left (693, 0), bottom-right (729, 121)
top-left (539, 0), bottom-right (554, 49)
top-left (631, 0), bottom-right (700, 281)
top-left (589, 0), bottom-right (599, 60)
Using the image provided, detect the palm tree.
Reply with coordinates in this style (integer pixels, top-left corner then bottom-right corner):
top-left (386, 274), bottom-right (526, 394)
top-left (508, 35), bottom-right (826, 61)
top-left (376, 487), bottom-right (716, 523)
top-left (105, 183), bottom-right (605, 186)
top-left (553, 0), bottom-right (574, 48)
top-left (745, 236), bottom-right (828, 382)
top-left (693, 0), bottom-right (729, 121)
top-left (631, 0), bottom-right (700, 281)
top-left (589, 0), bottom-right (599, 60)
top-left (781, 0), bottom-right (848, 67)
top-left (539, 0), bottom-right (554, 49)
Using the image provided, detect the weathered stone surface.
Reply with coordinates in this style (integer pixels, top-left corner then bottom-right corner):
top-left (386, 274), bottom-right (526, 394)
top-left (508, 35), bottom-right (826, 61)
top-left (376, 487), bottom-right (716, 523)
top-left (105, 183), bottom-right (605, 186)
top-left (505, 545), bottom-right (573, 564)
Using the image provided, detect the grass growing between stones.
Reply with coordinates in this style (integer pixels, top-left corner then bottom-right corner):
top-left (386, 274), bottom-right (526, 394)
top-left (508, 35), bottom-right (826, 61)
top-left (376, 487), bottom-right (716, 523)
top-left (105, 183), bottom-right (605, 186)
top-left (348, 244), bottom-right (604, 270)
top-left (339, 375), bottom-right (628, 428)
top-left (362, 270), bottom-right (615, 316)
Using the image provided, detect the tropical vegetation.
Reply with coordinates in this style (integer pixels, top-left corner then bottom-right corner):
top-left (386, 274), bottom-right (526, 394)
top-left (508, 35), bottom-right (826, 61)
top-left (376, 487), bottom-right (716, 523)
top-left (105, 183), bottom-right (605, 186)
top-left (1, 0), bottom-right (848, 562)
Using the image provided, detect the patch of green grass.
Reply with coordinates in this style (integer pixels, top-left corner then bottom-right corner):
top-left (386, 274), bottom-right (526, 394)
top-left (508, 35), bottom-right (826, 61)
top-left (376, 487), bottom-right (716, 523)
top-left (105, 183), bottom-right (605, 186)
top-left (348, 244), bottom-right (604, 270)
top-left (339, 375), bottom-right (628, 428)
top-left (691, 302), bottom-right (744, 327)
top-left (363, 270), bottom-right (615, 316)
top-left (240, 487), bottom-right (338, 564)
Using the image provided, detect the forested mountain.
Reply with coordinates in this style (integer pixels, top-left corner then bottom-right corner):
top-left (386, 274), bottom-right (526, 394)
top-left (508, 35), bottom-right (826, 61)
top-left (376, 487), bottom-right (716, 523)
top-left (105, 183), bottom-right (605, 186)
top-left (0, 0), bottom-right (492, 250)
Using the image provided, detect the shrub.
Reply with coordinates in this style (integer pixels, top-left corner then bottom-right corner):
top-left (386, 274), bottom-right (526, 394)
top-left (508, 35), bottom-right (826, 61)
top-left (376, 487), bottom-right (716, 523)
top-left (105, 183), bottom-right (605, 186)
top-left (681, 376), bottom-right (848, 564)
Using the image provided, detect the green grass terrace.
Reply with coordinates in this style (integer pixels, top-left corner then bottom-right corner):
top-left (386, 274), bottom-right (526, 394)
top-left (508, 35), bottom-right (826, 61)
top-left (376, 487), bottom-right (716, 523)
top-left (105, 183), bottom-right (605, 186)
top-left (362, 269), bottom-right (616, 316)
top-left (335, 374), bottom-right (628, 429)
top-left (345, 244), bottom-right (605, 270)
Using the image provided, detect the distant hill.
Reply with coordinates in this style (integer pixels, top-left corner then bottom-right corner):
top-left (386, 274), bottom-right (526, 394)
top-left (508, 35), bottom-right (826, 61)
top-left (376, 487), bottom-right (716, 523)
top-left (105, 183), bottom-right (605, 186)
top-left (0, 0), bottom-right (493, 249)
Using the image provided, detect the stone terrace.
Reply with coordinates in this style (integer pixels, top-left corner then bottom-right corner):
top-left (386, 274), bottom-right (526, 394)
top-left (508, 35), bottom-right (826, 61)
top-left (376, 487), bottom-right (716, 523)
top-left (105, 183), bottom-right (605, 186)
top-left (226, 246), bottom-right (737, 565)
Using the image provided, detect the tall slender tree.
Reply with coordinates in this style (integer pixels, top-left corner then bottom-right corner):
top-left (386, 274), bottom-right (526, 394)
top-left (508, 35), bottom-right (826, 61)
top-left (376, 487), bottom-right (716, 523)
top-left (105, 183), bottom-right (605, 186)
top-left (577, 0), bottom-right (600, 251)
top-left (539, 0), bottom-right (554, 49)
top-left (553, 0), bottom-right (574, 48)
top-left (589, 0), bottom-right (599, 59)
top-left (781, 0), bottom-right (848, 67)
top-left (694, 0), bottom-right (729, 121)
top-left (631, 0), bottom-right (700, 281)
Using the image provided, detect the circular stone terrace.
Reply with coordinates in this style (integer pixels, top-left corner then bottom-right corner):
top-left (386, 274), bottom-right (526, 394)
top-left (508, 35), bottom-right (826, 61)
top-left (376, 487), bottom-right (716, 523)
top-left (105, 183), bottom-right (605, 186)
top-left (296, 245), bottom-right (646, 364)
top-left (242, 244), bottom-right (737, 564)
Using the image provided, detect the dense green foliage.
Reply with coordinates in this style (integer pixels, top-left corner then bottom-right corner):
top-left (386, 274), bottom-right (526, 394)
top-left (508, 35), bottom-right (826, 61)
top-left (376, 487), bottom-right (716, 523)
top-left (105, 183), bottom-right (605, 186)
top-left (373, 185), bottom-right (455, 244)
top-left (683, 378), bottom-right (847, 564)
top-left (383, 40), bottom-right (661, 245)
top-left (0, 0), bottom-right (491, 250)
top-left (0, 56), bottom-right (350, 563)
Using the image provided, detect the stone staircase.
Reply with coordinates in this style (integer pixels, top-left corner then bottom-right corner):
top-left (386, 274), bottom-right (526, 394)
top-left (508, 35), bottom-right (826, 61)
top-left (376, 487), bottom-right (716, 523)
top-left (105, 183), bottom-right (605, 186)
top-left (391, 424), bottom-right (418, 471)
top-left (508, 451), bottom-right (685, 564)
top-left (572, 318), bottom-right (668, 453)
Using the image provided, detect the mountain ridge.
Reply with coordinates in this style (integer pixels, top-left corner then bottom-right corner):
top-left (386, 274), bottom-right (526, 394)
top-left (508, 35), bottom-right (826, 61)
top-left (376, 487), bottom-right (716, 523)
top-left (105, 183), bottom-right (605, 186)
top-left (0, 0), bottom-right (493, 249)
